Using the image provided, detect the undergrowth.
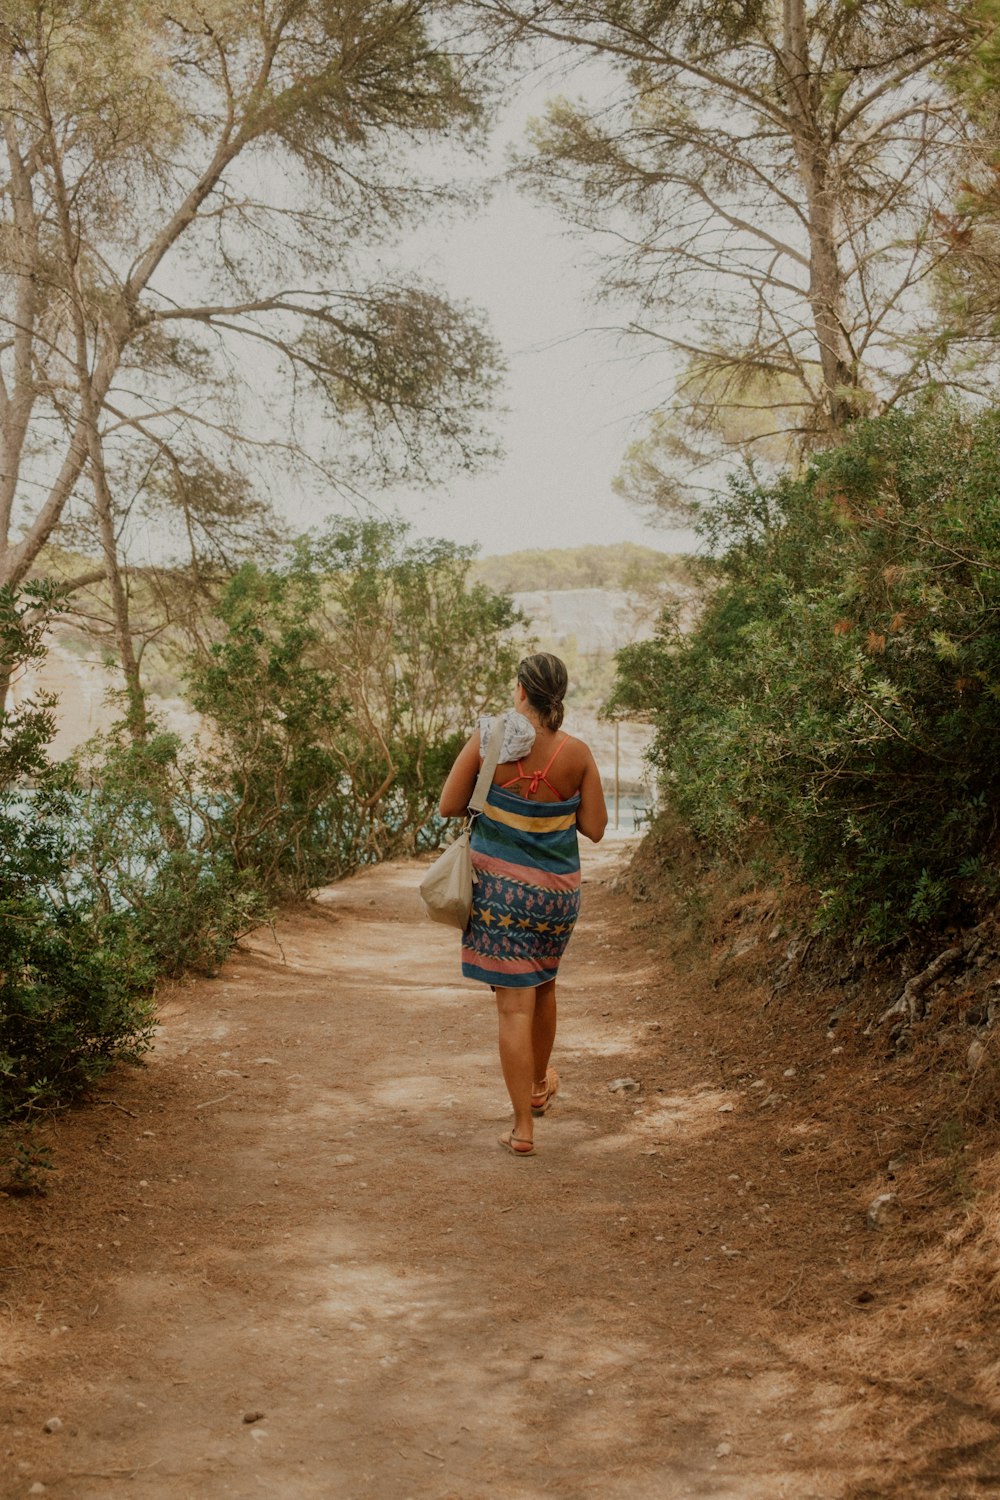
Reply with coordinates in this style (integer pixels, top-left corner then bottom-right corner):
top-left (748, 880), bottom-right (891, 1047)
top-left (610, 396), bottom-right (1000, 946)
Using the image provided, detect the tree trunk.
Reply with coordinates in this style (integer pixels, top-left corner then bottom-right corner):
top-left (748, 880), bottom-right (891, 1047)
top-left (88, 435), bottom-right (148, 742)
top-left (781, 0), bottom-right (867, 432)
top-left (38, 80), bottom-right (148, 741)
top-left (0, 111), bottom-right (41, 552)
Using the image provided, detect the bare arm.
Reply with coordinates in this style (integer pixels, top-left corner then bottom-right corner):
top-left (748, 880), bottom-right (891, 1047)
top-left (438, 731), bottom-right (482, 818)
top-left (576, 747), bottom-right (608, 843)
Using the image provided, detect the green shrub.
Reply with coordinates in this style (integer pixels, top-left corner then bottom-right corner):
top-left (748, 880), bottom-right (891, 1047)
top-left (188, 516), bottom-right (528, 894)
top-left (0, 588), bottom-right (155, 1123)
top-left (67, 727), bottom-right (270, 977)
top-left (1, 518), bottom-right (528, 1130)
top-left (610, 398), bottom-right (1000, 943)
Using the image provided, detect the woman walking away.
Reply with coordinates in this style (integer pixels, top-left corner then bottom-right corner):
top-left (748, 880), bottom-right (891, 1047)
top-left (439, 653), bottom-right (608, 1157)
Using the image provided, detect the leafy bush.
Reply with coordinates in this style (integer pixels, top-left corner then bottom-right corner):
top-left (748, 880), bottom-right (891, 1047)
top-left (0, 588), bottom-right (154, 1123)
top-left (188, 516), bottom-right (528, 894)
top-left (610, 398), bottom-right (1000, 943)
top-left (66, 727), bottom-right (269, 978)
top-left (1, 518), bottom-right (527, 1131)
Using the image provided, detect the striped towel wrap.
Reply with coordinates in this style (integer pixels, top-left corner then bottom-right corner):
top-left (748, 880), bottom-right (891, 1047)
top-left (462, 782), bottom-right (582, 990)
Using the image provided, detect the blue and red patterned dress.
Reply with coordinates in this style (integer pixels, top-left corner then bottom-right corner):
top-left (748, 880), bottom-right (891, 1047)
top-left (461, 743), bottom-right (581, 989)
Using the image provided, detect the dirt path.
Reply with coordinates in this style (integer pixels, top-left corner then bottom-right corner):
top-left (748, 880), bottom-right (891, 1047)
top-left (1, 841), bottom-right (990, 1498)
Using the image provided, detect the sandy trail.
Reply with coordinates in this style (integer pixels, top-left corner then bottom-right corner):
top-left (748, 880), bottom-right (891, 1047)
top-left (2, 840), bottom-right (913, 1498)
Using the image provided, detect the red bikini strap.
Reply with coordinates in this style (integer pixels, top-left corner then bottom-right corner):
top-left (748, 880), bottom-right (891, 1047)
top-left (499, 738), bottom-right (570, 794)
top-left (541, 736), bottom-right (569, 775)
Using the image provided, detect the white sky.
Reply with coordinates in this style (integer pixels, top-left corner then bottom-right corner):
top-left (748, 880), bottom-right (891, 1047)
top-left (120, 57), bottom-right (700, 568)
top-left (357, 73), bottom-right (699, 561)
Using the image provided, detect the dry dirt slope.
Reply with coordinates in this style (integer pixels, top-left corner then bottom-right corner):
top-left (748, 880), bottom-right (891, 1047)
top-left (1, 838), bottom-right (997, 1499)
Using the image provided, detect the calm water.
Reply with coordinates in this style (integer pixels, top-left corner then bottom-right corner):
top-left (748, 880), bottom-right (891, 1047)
top-left (606, 792), bottom-right (653, 835)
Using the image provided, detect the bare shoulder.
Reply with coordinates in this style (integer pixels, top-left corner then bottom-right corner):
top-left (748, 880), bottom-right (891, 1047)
top-left (561, 731), bottom-right (599, 766)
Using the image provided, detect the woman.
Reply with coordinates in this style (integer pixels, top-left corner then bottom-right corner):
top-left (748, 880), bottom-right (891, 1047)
top-left (439, 652), bottom-right (608, 1157)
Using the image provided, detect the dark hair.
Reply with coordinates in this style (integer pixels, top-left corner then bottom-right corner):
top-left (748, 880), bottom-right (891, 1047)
top-left (517, 652), bottom-right (568, 731)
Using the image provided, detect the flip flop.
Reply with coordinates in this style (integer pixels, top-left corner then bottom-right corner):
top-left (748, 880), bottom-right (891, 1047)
top-left (531, 1068), bottom-right (559, 1116)
top-left (498, 1131), bottom-right (535, 1156)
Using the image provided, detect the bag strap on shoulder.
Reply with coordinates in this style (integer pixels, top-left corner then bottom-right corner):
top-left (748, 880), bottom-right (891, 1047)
top-left (468, 712), bottom-right (507, 816)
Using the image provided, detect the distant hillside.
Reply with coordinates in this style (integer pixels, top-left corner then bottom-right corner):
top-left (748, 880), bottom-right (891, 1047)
top-left (472, 543), bottom-right (692, 595)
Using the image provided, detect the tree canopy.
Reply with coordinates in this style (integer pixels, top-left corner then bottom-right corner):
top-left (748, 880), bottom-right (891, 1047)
top-left (479, 0), bottom-right (994, 514)
top-left (0, 0), bottom-right (504, 591)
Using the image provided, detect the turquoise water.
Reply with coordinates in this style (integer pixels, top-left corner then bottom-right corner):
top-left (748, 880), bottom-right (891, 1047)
top-left (606, 793), bottom-right (652, 834)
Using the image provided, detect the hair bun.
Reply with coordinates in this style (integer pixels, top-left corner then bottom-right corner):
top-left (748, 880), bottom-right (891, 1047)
top-left (517, 652), bottom-right (568, 731)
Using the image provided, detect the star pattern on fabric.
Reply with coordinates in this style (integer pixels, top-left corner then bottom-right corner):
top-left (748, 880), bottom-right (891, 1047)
top-left (465, 860), bottom-right (581, 986)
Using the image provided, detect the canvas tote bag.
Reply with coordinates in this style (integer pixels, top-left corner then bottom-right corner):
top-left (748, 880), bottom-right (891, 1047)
top-left (419, 714), bottom-right (507, 929)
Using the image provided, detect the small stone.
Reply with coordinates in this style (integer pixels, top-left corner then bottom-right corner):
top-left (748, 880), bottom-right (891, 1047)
top-left (332, 1154), bottom-right (356, 1166)
top-left (607, 1078), bottom-right (641, 1093)
top-left (718, 1103), bottom-right (734, 1113)
top-left (29, 1485), bottom-right (47, 1496)
top-left (749, 1079), bottom-right (767, 1090)
top-left (866, 1192), bottom-right (900, 1230)
top-left (782, 1067), bottom-right (796, 1078)
top-left (141, 1130), bottom-right (155, 1137)
top-left (716, 1441), bottom-right (732, 1458)
top-left (42, 1417), bottom-right (62, 1434)
top-left (242, 1411), bottom-right (265, 1424)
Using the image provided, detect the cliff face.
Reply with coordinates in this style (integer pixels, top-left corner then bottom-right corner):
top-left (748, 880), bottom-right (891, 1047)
top-left (511, 587), bottom-right (651, 655)
top-left (511, 581), bottom-right (697, 656)
top-left (11, 632), bottom-right (199, 761)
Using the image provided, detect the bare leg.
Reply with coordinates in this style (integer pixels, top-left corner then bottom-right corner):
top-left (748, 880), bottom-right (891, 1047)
top-left (531, 979), bottom-right (557, 1094)
top-left (495, 986), bottom-right (537, 1145)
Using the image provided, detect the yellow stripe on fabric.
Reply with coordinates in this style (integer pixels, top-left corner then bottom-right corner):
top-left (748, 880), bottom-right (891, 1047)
top-left (483, 805), bottom-right (577, 834)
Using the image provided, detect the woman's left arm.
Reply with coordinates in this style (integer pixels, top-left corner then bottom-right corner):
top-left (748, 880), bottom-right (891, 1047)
top-left (439, 730), bottom-right (483, 817)
top-left (576, 745), bottom-right (609, 843)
